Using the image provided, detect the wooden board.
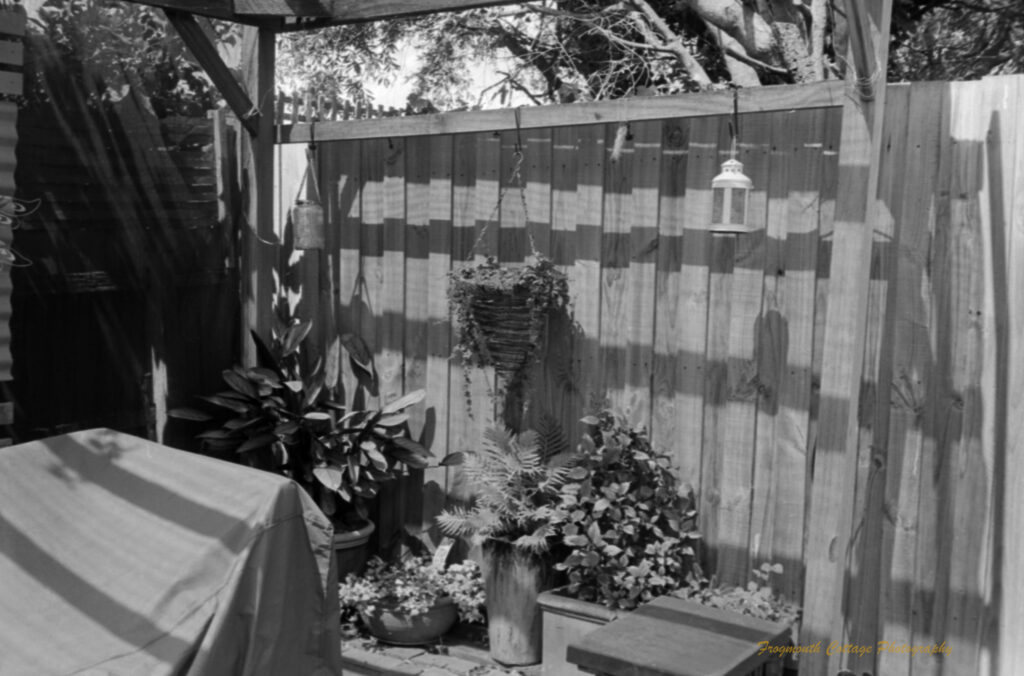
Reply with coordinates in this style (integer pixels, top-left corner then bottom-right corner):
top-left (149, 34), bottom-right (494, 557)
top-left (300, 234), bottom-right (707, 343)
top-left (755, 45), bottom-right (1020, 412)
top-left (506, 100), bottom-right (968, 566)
top-left (941, 79), bottom-right (997, 676)
top-left (446, 132), bottom-right (497, 505)
top-left (422, 134), bottom-right (455, 543)
top-left (567, 595), bottom-right (790, 676)
top-left (332, 141), bottom-right (363, 403)
top-left (571, 125), bottom-right (605, 421)
top-left (998, 73), bottom-right (1024, 676)
top-left (239, 26), bottom-right (276, 366)
top-left (279, 81), bottom-right (846, 144)
top-left (599, 120), bottom-right (659, 428)
top-left (713, 112), bottom-right (770, 586)
top-left (876, 81), bottom-right (945, 676)
top-left (699, 118), bottom-right (733, 580)
top-left (650, 117), bottom-right (691, 473)
top-left (799, 1), bottom-right (894, 670)
top-left (547, 126), bottom-right (582, 448)
top-left (841, 85), bottom-right (906, 676)
top-left (402, 134), bottom-right (431, 547)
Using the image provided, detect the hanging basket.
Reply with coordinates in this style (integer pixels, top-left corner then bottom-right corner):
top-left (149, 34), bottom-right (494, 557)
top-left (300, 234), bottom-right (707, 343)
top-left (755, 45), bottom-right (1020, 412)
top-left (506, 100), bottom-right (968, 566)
top-left (448, 256), bottom-right (570, 384)
top-left (467, 287), bottom-right (541, 379)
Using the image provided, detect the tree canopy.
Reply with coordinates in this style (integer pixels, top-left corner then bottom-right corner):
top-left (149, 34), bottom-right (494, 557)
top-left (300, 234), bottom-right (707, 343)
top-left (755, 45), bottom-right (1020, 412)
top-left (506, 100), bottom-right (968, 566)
top-left (278, 0), bottom-right (1024, 110)
top-left (21, 0), bottom-right (1024, 116)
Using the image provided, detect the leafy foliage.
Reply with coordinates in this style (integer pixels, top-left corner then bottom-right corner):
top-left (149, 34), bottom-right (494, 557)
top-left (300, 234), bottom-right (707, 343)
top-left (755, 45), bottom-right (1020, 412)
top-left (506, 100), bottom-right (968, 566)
top-left (338, 555), bottom-right (485, 624)
top-left (275, 0), bottom-right (1024, 111)
top-left (276, 19), bottom-right (411, 108)
top-left (889, 0), bottom-right (1024, 81)
top-left (553, 411), bottom-right (702, 611)
top-left (169, 321), bottom-right (429, 524)
top-left (28, 0), bottom-right (236, 116)
top-left (673, 562), bottom-right (801, 633)
top-left (436, 426), bottom-right (573, 552)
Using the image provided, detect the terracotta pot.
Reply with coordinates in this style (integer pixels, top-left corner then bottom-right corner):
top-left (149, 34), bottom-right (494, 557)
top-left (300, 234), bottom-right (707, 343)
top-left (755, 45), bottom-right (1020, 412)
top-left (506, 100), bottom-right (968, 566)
top-left (483, 539), bottom-right (554, 666)
top-left (360, 596), bottom-right (458, 646)
top-left (333, 520), bottom-right (375, 579)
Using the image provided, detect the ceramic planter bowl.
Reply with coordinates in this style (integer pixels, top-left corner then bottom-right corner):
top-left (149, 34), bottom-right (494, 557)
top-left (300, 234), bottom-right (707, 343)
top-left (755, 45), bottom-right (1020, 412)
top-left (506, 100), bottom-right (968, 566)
top-left (360, 596), bottom-right (458, 646)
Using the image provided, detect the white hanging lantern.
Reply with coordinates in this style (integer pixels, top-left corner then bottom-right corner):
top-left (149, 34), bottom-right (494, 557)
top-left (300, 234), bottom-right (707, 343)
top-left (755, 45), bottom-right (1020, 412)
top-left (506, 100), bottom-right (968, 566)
top-left (710, 158), bottom-right (753, 235)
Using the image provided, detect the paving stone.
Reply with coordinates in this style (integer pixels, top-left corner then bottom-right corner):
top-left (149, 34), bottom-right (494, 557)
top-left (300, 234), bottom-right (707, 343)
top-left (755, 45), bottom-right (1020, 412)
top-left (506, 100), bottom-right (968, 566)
top-left (341, 646), bottom-right (406, 671)
top-left (417, 668), bottom-right (459, 676)
top-left (386, 645), bottom-right (428, 661)
top-left (414, 652), bottom-right (484, 675)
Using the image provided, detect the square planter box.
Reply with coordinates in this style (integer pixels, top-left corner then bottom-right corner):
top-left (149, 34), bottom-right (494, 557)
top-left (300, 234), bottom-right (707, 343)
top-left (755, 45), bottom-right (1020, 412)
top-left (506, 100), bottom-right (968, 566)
top-left (566, 595), bottom-right (792, 676)
top-left (538, 587), bottom-right (620, 676)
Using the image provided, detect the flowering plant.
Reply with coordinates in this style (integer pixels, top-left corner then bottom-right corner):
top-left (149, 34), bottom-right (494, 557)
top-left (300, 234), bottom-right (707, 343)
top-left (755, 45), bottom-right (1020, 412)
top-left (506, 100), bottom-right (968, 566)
top-left (339, 556), bottom-right (486, 624)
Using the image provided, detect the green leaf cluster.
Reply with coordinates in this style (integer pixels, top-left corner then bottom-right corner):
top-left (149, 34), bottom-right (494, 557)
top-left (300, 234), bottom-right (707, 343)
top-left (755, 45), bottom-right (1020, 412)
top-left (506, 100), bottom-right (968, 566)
top-left (435, 426), bottom-right (573, 553)
top-left (673, 562), bottom-right (800, 631)
top-left (553, 411), bottom-right (702, 611)
top-left (170, 321), bottom-right (430, 524)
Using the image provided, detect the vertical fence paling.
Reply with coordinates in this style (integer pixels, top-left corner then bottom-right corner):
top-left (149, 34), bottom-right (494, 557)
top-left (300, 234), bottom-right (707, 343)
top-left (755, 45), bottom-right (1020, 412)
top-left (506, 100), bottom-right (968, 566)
top-left (266, 79), bottom-right (1024, 676)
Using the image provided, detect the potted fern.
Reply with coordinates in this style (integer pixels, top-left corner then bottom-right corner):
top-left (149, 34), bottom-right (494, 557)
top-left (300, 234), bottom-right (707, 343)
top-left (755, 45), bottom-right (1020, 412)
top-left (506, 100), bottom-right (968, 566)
top-left (436, 426), bottom-right (573, 666)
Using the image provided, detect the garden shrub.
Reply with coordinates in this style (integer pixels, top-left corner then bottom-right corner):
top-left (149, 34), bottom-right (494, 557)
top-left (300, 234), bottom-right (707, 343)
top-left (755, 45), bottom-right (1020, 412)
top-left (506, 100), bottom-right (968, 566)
top-left (555, 411), bottom-right (701, 610)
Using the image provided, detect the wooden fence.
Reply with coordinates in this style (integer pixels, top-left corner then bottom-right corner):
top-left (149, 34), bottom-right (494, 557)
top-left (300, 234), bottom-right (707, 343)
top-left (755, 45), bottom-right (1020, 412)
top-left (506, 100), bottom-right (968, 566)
top-left (0, 8), bottom-right (24, 442)
top-left (265, 77), bottom-right (1022, 676)
top-left (10, 36), bottom-right (239, 447)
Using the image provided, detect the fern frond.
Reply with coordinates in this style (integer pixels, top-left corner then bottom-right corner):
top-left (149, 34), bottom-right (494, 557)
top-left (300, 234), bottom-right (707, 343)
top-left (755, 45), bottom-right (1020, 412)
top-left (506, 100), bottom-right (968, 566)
top-left (536, 412), bottom-right (571, 461)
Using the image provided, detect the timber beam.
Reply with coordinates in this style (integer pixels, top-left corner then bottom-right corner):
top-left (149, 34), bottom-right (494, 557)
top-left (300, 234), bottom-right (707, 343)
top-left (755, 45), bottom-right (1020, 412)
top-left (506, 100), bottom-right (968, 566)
top-left (233, 0), bottom-right (526, 25)
top-left (126, 0), bottom-right (525, 30)
top-left (799, 0), bottom-right (894, 674)
top-left (165, 10), bottom-right (262, 137)
top-left (843, 0), bottom-right (880, 100)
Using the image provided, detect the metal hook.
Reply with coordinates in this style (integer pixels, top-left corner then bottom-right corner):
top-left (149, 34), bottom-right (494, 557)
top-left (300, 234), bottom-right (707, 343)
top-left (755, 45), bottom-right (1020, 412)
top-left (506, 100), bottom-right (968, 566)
top-left (731, 85), bottom-right (741, 157)
top-left (513, 106), bottom-right (523, 154)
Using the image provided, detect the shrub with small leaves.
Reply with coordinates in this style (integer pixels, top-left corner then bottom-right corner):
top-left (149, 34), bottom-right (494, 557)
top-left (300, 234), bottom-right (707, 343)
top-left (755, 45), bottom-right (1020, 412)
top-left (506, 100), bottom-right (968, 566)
top-left (554, 411), bottom-right (702, 611)
top-left (673, 562), bottom-right (800, 627)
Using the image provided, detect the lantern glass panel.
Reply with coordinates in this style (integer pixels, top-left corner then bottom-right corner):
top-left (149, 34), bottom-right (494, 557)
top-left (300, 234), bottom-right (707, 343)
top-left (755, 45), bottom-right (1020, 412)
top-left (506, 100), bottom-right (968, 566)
top-left (712, 187), bottom-right (725, 224)
top-left (730, 187), bottom-right (748, 226)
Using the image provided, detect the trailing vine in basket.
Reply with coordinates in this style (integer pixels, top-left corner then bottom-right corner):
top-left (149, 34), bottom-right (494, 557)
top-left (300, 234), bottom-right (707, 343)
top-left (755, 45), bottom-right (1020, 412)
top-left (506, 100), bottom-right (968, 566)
top-left (447, 254), bottom-right (570, 416)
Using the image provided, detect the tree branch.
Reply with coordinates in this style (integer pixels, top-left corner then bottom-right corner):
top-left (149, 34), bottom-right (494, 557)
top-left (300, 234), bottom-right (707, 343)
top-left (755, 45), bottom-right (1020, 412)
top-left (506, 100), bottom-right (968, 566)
top-left (626, 0), bottom-right (713, 87)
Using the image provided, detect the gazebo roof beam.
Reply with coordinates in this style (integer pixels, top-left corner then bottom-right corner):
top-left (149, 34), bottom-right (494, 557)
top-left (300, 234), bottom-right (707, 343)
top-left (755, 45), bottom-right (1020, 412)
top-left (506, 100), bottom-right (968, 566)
top-left (165, 9), bottom-right (261, 136)
top-left (124, 0), bottom-right (267, 24)
top-left (123, 0), bottom-right (527, 29)
top-left (233, 1), bottom-right (528, 24)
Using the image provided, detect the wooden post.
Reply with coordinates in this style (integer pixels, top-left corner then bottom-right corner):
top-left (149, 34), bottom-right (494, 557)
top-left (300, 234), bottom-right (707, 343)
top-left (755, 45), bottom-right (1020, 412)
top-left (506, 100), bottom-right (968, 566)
top-left (240, 24), bottom-right (276, 365)
top-left (798, 1), bottom-right (893, 674)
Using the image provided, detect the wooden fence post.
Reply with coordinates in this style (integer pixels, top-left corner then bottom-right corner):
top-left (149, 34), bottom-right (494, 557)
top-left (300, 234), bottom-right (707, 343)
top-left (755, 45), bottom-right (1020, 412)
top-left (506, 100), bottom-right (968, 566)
top-left (240, 24), bottom-right (276, 365)
top-left (799, 1), bottom-right (894, 674)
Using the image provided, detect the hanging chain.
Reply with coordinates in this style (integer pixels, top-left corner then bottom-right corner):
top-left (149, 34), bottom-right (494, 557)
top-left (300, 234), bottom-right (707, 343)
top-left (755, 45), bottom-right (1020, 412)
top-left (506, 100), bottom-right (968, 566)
top-left (466, 107), bottom-right (539, 261)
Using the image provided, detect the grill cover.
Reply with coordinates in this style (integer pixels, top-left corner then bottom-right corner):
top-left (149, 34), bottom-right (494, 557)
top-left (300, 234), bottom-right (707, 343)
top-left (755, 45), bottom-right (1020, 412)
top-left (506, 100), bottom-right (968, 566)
top-left (0, 428), bottom-right (342, 675)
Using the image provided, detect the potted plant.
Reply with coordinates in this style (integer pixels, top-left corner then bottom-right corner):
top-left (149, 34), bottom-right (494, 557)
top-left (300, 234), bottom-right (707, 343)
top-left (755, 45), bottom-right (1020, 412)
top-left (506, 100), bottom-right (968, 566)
top-left (170, 320), bottom-right (430, 575)
top-left (338, 555), bottom-right (485, 646)
top-left (537, 411), bottom-right (702, 676)
top-left (673, 563), bottom-right (801, 674)
top-left (435, 426), bottom-right (572, 666)
top-left (447, 254), bottom-right (570, 416)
